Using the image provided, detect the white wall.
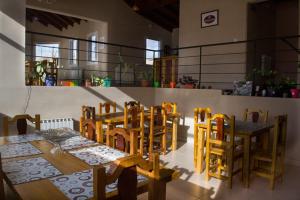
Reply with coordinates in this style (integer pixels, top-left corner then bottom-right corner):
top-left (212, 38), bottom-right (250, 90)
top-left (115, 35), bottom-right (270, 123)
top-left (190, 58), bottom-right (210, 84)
top-left (0, 0), bottom-right (26, 88)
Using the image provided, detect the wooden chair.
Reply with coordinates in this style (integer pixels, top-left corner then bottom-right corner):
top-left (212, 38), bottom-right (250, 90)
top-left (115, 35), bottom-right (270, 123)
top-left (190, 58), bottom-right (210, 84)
top-left (243, 109), bottom-right (268, 123)
top-left (244, 108), bottom-right (269, 149)
top-left (93, 153), bottom-right (161, 200)
top-left (98, 102), bottom-right (117, 143)
top-left (148, 106), bottom-right (167, 155)
top-left (205, 114), bottom-right (243, 188)
top-left (162, 102), bottom-right (178, 150)
top-left (99, 102), bottom-right (116, 115)
top-left (0, 154), bottom-right (5, 200)
top-left (252, 115), bottom-right (287, 190)
top-left (194, 107), bottom-right (212, 173)
top-left (81, 119), bottom-right (100, 141)
top-left (3, 114), bottom-right (41, 136)
top-left (106, 128), bottom-right (138, 155)
top-left (79, 106), bottom-right (96, 134)
top-left (124, 104), bottom-right (145, 155)
top-left (124, 101), bottom-right (140, 110)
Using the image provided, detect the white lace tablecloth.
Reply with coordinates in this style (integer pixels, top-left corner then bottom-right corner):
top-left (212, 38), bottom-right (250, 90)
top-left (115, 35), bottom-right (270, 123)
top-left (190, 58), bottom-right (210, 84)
top-left (68, 145), bottom-right (127, 166)
top-left (0, 143), bottom-right (42, 159)
top-left (50, 168), bottom-right (147, 200)
top-left (2, 157), bottom-right (62, 185)
top-left (4, 133), bottom-right (44, 144)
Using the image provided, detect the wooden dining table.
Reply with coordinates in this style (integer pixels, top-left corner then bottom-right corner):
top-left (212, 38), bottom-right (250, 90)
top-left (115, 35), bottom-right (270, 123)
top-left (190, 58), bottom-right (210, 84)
top-left (194, 120), bottom-right (274, 187)
top-left (95, 110), bottom-right (180, 151)
top-left (0, 133), bottom-right (176, 200)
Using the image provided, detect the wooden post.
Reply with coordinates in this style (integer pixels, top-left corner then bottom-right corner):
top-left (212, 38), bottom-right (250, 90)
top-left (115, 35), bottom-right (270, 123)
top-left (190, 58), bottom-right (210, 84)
top-left (96, 121), bottom-right (103, 143)
top-left (148, 153), bottom-right (166, 200)
top-left (194, 109), bottom-right (198, 168)
top-left (3, 117), bottom-right (9, 136)
top-left (79, 117), bottom-right (84, 135)
top-left (93, 166), bottom-right (106, 200)
top-left (130, 131), bottom-right (138, 155)
top-left (35, 114), bottom-right (41, 131)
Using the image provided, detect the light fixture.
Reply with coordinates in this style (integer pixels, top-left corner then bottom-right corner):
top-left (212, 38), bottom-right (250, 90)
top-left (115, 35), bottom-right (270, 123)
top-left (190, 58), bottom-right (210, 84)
top-left (132, 0), bottom-right (139, 11)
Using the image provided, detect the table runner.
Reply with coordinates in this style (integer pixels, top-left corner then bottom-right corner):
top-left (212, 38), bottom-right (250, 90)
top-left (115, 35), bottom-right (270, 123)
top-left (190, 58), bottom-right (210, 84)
top-left (59, 136), bottom-right (97, 150)
top-left (50, 168), bottom-right (148, 200)
top-left (4, 133), bottom-right (44, 144)
top-left (68, 145), bottom-right (127, 165)
top-left (0, 142), bottom-right (42, 159)
top-left (2, 157), bottom-right (62, 185)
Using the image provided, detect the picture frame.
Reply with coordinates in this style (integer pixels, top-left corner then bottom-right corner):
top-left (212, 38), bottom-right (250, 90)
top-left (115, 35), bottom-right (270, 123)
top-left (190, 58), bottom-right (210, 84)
top-left (201, 10), bottom-right (219, 28)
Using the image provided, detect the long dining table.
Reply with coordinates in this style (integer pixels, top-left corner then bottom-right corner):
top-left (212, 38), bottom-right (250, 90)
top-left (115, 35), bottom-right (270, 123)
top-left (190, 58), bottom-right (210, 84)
top-left (0, 130), bottom-right (176, 200)
top-left (95, 110), bottom-right (180, 151)
top-left (194, 120), bottom-right (274, 187)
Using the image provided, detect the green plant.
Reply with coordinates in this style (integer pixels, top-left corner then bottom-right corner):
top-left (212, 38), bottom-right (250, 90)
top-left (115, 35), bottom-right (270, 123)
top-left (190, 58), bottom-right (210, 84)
top-left (91, 74), bottom-right (103, 86)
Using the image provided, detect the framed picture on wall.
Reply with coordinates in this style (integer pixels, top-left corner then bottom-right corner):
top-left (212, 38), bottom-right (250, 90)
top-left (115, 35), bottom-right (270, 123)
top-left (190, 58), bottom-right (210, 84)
top-left (201, 10), bottom-right (219, 28)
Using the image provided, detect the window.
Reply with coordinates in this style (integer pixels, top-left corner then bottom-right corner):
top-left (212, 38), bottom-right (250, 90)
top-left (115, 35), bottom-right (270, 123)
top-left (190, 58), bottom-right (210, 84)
top-left (69, 39), bottom-right (78, 65)
top-left (146, 39), bottom-right (160, 65)
top-left (87, 33), bottom-right (98, 63)
top-left (35, 43), bottom-right (59, 61)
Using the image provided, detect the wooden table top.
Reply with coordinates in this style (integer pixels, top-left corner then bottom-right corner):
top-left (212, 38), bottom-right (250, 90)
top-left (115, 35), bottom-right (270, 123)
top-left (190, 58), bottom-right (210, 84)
top-left (195, 120), bottom-right (274, 137)
top-left (0, 137), bottom-right (147, 200)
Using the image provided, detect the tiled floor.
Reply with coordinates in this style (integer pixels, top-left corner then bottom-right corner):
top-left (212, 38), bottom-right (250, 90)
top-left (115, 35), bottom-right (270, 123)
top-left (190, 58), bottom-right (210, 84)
top-left (4, 142), bottom-right (300, 200)
top-left (139, 142), bottom-right (300, 200)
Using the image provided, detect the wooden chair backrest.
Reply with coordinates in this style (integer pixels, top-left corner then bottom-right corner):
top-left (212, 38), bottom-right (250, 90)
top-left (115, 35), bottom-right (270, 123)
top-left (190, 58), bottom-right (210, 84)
top-left (3, 114), bottom-right (41, 136)
top-left (81, 119), bottom-right (96, 141)
top-left (150, 106), bottom-right (167, 130)
top-left (207, 114), bottom-right (235, 146)
top-left (0, 154), bottom-right (5, 200)
top-left (124, 101), bottom-right (140, 110)
top-left (162, 102), bottom-right (177, 115)
top-left (194, 107), bottom-right (212, 123)
top-left (99, 102), bottom-right (116, 115)
top-left (272, 115), bottom-right (288, 162)
top-left (243, 109), bottom-right (268, 123)
top-left (124, 104), bottom-right (144, 129)
top-left (106, 128), bottom-right (137, 154)
top-left (93, 153), bottom-right (160, 200)
top-left (81, 106), bottom-right (96, 120)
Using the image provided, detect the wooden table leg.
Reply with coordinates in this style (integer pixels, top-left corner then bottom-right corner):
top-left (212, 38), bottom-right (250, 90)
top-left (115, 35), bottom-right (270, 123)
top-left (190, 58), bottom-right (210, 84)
top-left (172, 118), bottom-right (178, 151)
top-left (243, 136), bottom-right (251, 188)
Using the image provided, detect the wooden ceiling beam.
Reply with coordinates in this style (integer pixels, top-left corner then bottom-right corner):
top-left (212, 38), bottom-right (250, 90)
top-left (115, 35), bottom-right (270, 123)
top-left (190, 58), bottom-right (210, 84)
top-left (51, 14), bottom-right (71, 28)
top-left (35, 11), bottom-right (65, 31)
top-left (135, 0), bottom-right (178, 12)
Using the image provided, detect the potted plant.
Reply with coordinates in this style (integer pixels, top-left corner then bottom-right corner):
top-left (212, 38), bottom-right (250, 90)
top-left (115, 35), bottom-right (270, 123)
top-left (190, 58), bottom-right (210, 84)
top-left (278, 77), bottom-right (297, 98)
top-left (103, 76), bottom-right (112, 87)
top-left (140, 71), bottom-right (152, 87)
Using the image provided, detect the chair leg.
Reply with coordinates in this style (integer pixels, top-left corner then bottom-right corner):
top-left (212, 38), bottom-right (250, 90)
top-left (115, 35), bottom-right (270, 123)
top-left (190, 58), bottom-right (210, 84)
top-left (205, 153), bottom-right (210, 181)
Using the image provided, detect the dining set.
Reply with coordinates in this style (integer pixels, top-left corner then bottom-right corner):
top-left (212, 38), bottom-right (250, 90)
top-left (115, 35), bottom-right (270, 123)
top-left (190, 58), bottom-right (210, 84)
top-left (0, 101), bottom-right (180, 200)
top-left (193, 108), bottom-right (287, 189)
top-left (0, 101), bottom-right (288, 200)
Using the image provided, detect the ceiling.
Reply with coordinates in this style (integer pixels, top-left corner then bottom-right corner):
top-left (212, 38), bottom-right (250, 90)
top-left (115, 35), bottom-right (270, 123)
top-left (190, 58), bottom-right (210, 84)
top-left (26, 8), bottom-right (84, 31)
top-left (123, 0), bottom-right (179, 32)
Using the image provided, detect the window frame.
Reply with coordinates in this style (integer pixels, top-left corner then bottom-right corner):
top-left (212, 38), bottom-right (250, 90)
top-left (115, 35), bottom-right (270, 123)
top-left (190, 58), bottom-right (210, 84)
top-left (34, 42), bottom-right (60, 62)
top-left (87, 32), bottom-right (98, 65)
top-left (145, 38), bottom-right (161, 66)
top-left (69, 39), bottom-right (78, 66)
